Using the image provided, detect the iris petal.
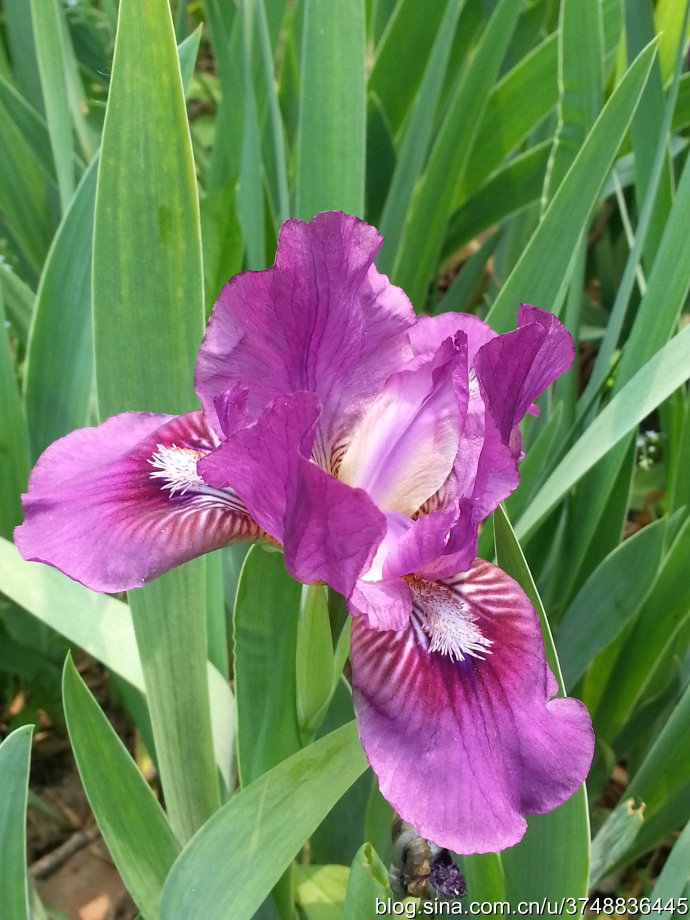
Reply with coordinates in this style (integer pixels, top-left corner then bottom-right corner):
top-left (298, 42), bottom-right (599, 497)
top-left (422, 305), bottom-right (575, 573)
top-left (475, 304), bottom-right (575, 446)
top-left (195, 211), bottom-right (415, 454)
top-left (350, 559), bottom-right (593, 854)
top-left (408, 312), bottom-right (496, 362)
top-left (199, 392), bottom-right (387, 598)
top-left (14, 412), bottom-right (260, 593)
top-left (338, 336), bottom-right (467, 516)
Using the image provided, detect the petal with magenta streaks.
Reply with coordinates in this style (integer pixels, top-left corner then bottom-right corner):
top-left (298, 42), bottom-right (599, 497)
top-left (195, 212), bottom-right (415, 453)
top-left (15, 412), bottom-right (260, 593)
top-left (350, 559), bottom-right (593, 854)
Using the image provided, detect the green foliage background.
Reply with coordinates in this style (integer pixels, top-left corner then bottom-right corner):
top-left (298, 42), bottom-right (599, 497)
top-left (1, 0), bottom-right (690, 917)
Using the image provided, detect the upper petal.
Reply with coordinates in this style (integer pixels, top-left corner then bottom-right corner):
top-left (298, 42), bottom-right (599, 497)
top-left (199, 391), bottom-right (387, 598)
top-left (474, 304), bottom-right (574, 444)
top-left (408, 312), bottom-right (497, 363)
top-left (350, 559), bottom-right (593, 854)
top-left (424, 305), bottom-right (574, 565)
top-left (338, 336), bottom-right (468, 516)
top-left (14, 412), bottom-right (261, 593)
top-left (195, 211), bottom-right (415, 451)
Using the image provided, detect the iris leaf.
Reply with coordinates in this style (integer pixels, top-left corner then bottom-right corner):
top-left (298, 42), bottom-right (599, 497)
top-left (593, 515), bottom-right (690, 743)
top-left (24, 155), bottom-right (97, 461)
top-left (0, 537), bottom-right (143, 688)
top-left (160, 722), bottom-right (368, 920)
top-left (368, 0), bottom-right (451, 136)
top-left (0, 258), bottom-right (35, 345)
top-left (0, 537), bottom-right (235, 790)
top-left (485, 40), bottom-right (657, 332)
top-left (393, 0), bottom-right (521, 308)
top-left (459, 32), bottom-right (558, 201)
top-left (92, 0), bottom-right (217, 843)
top-left (462, 852), bottom-right (506, 906)
top-left (625, 0), bottom-right (675, 266)
top-left (591, 677), bottom-right (690, 883)
top-left (654, 0), bottom-right (690, 81)
top-left (444, 142), bottom-right (550, 261)
top-left (645, 816), bottom-right (690, 910)
top-left (376, 0), bottom-right (465, 273)
top-left (297, 865), bottom-right (349, 920)
top-left (517, 323), bottom-right (690, 540)
top-left (0, 289), bottom-right (28, 538)
top-left (29, 0), bottom-right (77, 212)
top-left (3, 0), bottom-right (43, 113)
top-left (234, 545), bottom-right (302, 786)
top-left (0, 725), bottom-right (32, 920)
top-left (344, 844), bottom-right (390, 917)
top-left (296, 0), bottom-right (366, 219)
top-left (237, 0), bottom-right (265, 270)
top-left (542, 0), bottom-right (602, 207)
top-left (556, 518), bottom-right (666, 688)
top-left (0, 71), bottom-right (56, 278)
top-left (63, 656), bottom-right (180, 920)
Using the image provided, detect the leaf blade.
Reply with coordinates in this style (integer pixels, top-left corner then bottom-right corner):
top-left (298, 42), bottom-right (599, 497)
top-left (0, 725), bottom-right (33, 920)
top-left (160, 723), bottom-right (368, 920)
top-left (63, 656), bottom-right (180, 920)
top-left (296, 0), bottom-right (366, 219)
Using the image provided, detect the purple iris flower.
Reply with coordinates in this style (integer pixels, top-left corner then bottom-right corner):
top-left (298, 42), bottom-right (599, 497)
top-left (15, 211), bottom-right (593, 854)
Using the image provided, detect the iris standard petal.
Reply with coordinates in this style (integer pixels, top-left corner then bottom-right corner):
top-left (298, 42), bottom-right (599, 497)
top-left (474, 304), bottom-right (574, 445)
top-left (408, 312), bottom-right (496, 362)
top-left (15, 412), bottom-right (261, 593)
top-left (350, 559), bottom-right (593, 854)
top-left (195, 211), bottom-right (415, 455)
top-left (338, 336), bottom-right (468, 516)
top-left (199, 392), bottom-right (387, 598)
top-left (431, 305), bottom-right (574, 556)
